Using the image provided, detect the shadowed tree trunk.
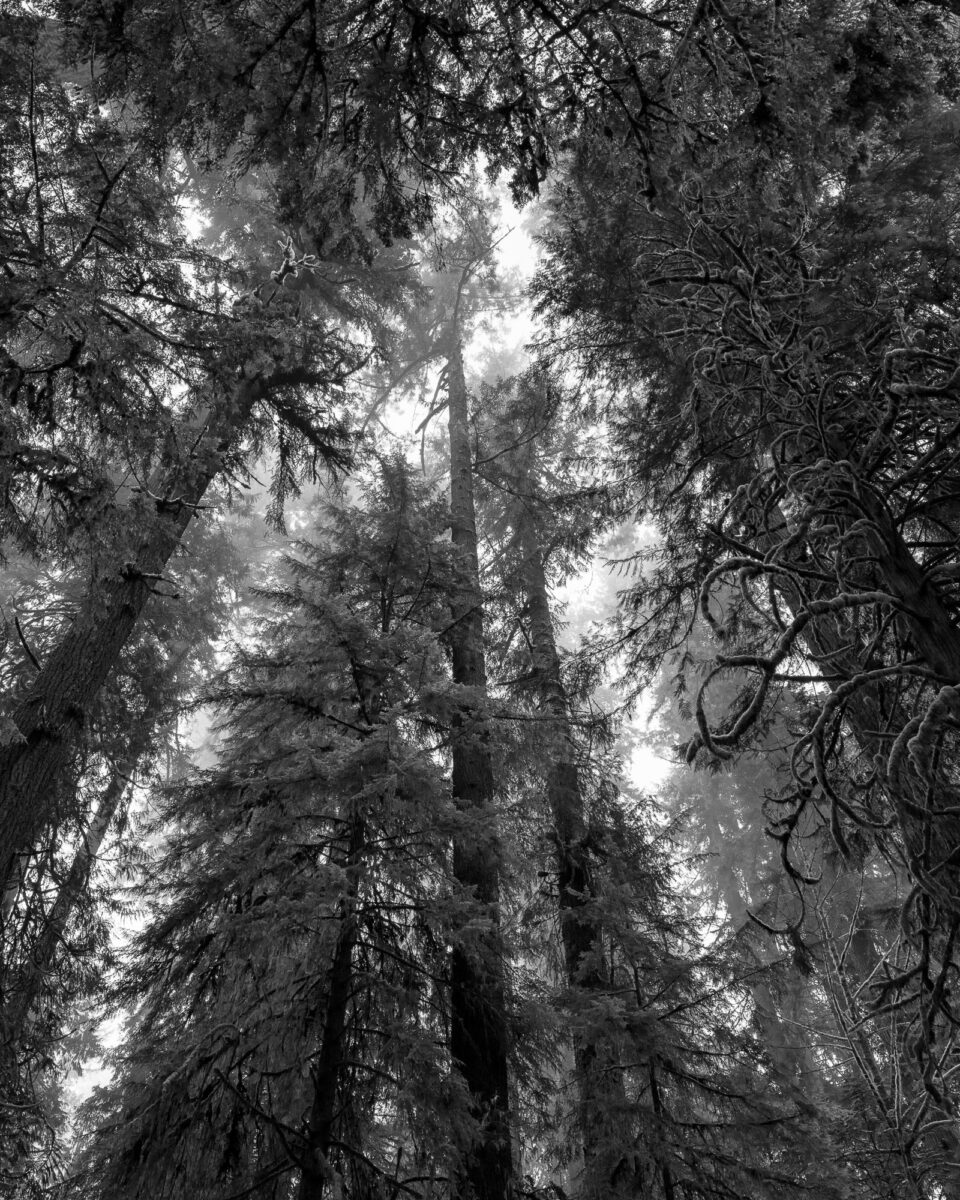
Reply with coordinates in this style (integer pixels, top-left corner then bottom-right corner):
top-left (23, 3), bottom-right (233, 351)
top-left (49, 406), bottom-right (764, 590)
top-left (518, 507), bottom-right (638, 1199)
top-left (298, 812), bottom-right (365, 1200)
top-left (0, 376), bottom-right (267, 892)
top-left (2, 648), bottom-right (193, 1043)
top-left (0, 359), bottom-right (349, 895)
top-left (1, 680), bottom-right (177, 1118)
top-left (772, 528), bottom-right (960, 918)
top-left (445, 326), bottom-right (513, 1200)
top-left (5, 745), bottom-right (141, 1040)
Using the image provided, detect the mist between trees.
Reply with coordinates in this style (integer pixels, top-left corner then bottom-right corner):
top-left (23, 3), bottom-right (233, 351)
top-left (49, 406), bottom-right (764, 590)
top-left (4, 2), bottom-right (960, 1198)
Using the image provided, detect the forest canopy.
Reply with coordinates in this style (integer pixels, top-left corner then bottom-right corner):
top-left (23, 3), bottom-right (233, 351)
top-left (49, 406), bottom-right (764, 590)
top-left (3, 1), bottom-right (960, 1198)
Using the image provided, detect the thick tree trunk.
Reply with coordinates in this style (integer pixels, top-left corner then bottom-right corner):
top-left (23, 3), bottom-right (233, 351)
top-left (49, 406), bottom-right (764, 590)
top-left (6, 750), bottom-right (137, 1038)
top-left (0, 687), bottom-right (174, 1147)
top-left (0, 758), bottom-right (139, 1139)
top-left (446, 332), bottom-right (512, 1200)
top-left (518, 511), bottom-right (636, 1199)
top-left (3, 660), bottom-right (185, 1042)
top-left (0, 378), bottom-right (265, 888)
top-left (743, 491), bottom-right (960, 917)
top-left (298, 814), bottom-right (364, 1200)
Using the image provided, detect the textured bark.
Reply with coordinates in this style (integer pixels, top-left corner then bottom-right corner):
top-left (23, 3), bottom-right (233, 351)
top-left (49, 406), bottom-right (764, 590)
top-left (0, 377), bottom-right (265, 887)
top-left (3, 665), bottom-right (183, 1042)
top-left (298, 815), bottom-right (364, 1200)
top-left (6, 749), bottom-right (138, 1039)
top-left (518, 511), bottom-right (636, 1199)
top-left (647, 1064), bottom-right (675, 1200)
top-left (744, 487), bottom-right (960, 914)
top-left (861, 491), bottom-right (960, 686)
top-left (446, 332), bottom-right (512, 1200)
top-left (782, 550), bottom-right (960, 904)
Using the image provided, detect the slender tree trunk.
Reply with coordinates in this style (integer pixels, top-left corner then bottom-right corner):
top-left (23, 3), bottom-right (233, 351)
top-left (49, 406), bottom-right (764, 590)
top-left (0, 761), bottom-right (139, 1141)
top-left (647, 1064), bottom-right (675, 1200)
top-left (298, 814), bottom-right (364, 1200)
top-left (446, 331), bottom-right (512, 1200)
top-left (0, 378), bottom-right (265, 888)
top-left (518, 510), bottom-right (637, 1199)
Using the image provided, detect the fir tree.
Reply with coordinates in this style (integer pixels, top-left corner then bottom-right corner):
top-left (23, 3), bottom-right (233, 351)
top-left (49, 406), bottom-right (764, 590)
top-left (72, 459), bottom-right (473, 1199)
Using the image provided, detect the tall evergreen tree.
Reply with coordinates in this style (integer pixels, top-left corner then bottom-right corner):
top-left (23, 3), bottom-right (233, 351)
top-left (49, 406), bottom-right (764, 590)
top-left (71, 460), bottom-right (478, 1199)
top-left (7, 0), bottom-right (960, 1191)
top-left (471, 371), bottom-right (630, 1196)
top-left (533, 0), bottom-right (960, 1130)
top-left (444, 286), bottom-right (513, 1200)
top-left (472, 372), bottom-right (854, 1199)
top-left (0, 0), bottom-right (558, 978)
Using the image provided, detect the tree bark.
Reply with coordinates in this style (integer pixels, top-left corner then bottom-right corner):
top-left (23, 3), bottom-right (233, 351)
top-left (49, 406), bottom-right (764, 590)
top-left (446, 331), bottom-right (513, 1200)
top-left (3, 654), bottom-right (187, 1042)
top-left (861, 490), bottom-right (960, 686)
top-left (518, 510), bottom-right (637, 1199)
top-left (5, 747), bottom-right (138, 1039)
top-left (0, 377), bottom-right (265, 889)
top-left (777, 533), bottom-right (960, 906)
top-left (298, 814), bottom-right (364, 1200)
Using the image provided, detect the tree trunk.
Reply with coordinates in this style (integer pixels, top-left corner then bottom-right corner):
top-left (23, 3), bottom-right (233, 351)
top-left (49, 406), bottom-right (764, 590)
top-left (6, 749), bottom-right (137, 1039)
top-left (0, 377), bottom-right (265, 889)
top-left (3, 655), bottom-right (187, 1042)
top-left (518, 510), bottom-right (637, 1199)
top-left (446, 331), bottom-right (512, 1200)
top-left (298, 814), bottom-right (364, 1200)
top-left (0, 751), bottom-right (140, 1145)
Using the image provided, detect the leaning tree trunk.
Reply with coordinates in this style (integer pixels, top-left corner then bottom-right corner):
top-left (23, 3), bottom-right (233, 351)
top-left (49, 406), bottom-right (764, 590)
top-left (445, 330), bottom-right (513, 1200)
top-left (0, 743), bottom-right (142, 1152)
top-left (517, 509), bottom-right (637, 1199)
top-left (6, 740), bottom-right (144, 1039)
top-left (3, 646), bottom-right (191, 1043)
top-left (0, 376), bottom-right (267, 892)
